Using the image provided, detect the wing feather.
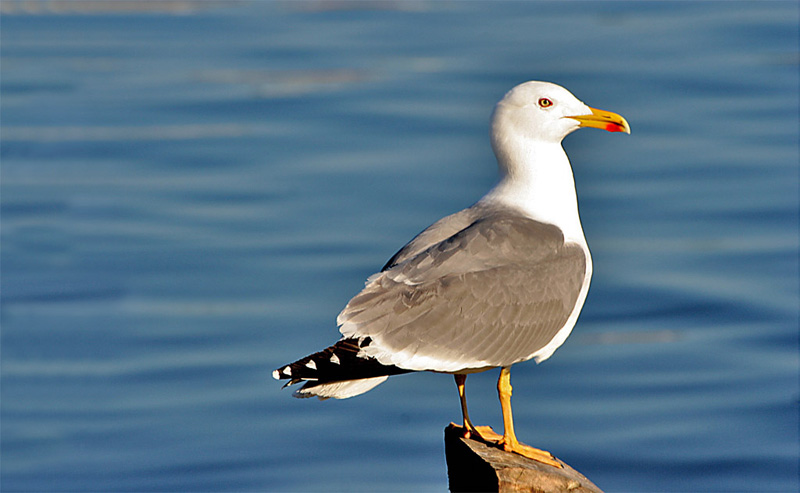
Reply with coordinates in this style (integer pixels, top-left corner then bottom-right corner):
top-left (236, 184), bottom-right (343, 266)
top-left (339, 212), bottom-right (588, 372)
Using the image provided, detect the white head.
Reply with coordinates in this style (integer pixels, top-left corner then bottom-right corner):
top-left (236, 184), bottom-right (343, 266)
top-left (482, 81), bottom-right (629, 241)
top-left (490, 81), bottom-right (630, 172)
top-left (492, 81), bottom-right (592, 144)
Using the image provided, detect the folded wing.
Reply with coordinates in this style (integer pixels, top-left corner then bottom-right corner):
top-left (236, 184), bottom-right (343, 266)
top-left (338, 211), bottom-right (588, 372)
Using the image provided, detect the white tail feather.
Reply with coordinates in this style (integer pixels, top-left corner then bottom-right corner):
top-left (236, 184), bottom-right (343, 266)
top-left (294, 376), bottom-right (388, 400)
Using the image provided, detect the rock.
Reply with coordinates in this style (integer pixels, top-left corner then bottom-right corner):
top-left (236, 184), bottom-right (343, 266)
top-left (444, 423), bottom-right (604, 493)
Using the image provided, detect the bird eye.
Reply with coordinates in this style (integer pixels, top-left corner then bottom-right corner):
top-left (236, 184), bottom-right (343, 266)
top-left (538, 98), bottom-right (553, 108)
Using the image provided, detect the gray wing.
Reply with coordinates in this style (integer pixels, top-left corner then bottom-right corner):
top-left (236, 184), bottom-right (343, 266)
top-left (381, 207), bottom-right (480, 270)
top-left (338, 212), bottom-right (588, 372)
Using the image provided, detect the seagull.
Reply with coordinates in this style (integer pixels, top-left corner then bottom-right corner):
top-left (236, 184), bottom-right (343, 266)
top-left (273, 81), bottom-right (629, 466)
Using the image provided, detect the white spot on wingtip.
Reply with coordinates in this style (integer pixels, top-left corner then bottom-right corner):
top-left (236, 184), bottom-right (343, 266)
top-left (282, 366), bottom-right (292, 377)
top-left (272, 369), bottom-right (280, 380)
top-left (305, 360), bottom-right (317, 370)
top-left (330, 353), bottom-right (340, 365)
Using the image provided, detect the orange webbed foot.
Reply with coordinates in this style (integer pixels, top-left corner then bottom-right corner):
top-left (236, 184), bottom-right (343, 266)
top-left (499, 437), bottom-right (562, 468)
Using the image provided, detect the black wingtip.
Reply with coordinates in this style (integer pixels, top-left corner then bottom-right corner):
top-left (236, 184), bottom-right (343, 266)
top-left (273, 338), bottom-right (411, 391)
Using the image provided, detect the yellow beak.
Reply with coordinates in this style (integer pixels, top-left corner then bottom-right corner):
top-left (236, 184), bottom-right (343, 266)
top-left (570, 107), bottom-right (631, 134)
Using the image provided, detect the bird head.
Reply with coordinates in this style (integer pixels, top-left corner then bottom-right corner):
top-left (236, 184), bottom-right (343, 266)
top-left (491, 81), bottom-right (630, 146)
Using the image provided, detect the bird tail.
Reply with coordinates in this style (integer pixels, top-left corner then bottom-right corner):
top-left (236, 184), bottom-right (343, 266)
top-left (273, 338), bottom-right (411, 400)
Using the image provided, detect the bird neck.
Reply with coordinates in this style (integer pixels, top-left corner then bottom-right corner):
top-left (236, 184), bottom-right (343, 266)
top-left (482, 138), bottom-right (586, 244)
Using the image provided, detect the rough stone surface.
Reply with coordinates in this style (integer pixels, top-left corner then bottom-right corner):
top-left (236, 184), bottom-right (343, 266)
top-left (444, 424), bottom-right (604, 493)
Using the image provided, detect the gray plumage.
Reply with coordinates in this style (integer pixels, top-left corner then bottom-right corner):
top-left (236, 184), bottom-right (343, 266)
top-left (338, 205), bottom-right (587, 373)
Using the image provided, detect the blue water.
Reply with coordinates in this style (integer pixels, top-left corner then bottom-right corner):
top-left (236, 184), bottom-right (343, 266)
top-left (2, 2), bottom-right (798, 491)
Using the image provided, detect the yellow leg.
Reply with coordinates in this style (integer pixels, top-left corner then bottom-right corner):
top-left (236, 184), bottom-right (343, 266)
top-left (455, 374), bottom-right (475, 433)
top-left (453, 375), bottom-right (502, 442)
top-left (497, 367), bottom-right (562, 468)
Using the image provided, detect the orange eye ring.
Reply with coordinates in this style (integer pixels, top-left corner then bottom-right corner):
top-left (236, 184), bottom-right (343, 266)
top-left (538, 98), bottom-right (553, 108)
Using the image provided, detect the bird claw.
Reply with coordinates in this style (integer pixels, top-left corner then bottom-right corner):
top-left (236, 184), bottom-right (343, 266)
top-left (500, 439), bottom-right (562, 468)
top-left (471, 425), bottom-right (504, 443)
top-left (451, 423), bottom-right (503, 444)
top-left (450, 423), bottom-right (562, 468)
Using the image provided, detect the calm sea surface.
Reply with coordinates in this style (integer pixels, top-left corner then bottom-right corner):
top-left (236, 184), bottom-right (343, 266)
top-left (2, 2), bottom-right (798, 491)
